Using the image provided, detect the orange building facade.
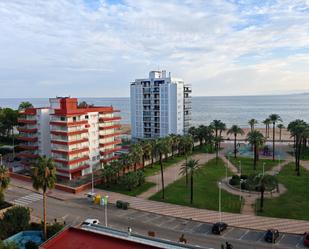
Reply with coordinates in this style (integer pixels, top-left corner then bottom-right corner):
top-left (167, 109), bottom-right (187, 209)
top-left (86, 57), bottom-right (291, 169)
top-left (18, 97), bottom-right (122, 180)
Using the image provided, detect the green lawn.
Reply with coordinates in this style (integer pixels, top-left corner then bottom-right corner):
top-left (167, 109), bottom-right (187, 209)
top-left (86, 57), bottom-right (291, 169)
top-left (228, 157), bottom-right (281, 175)
top-left (288, 148), bottom-right (309, 161)
top-left (96, 181), bottom-right (156, 197)
top-left (149, 158), bottom-right (242, 213)
top-left (144, 155), bottom-right (187, 177)
top-left (256, 163), bottom-right (309, 220)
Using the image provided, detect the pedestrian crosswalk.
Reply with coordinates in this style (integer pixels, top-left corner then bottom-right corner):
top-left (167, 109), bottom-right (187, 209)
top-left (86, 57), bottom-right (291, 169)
top-left (12, 193), bottom-right (43, 206)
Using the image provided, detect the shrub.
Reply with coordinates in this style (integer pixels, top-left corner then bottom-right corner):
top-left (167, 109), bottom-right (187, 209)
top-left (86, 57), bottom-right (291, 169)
top-left (240, 175), bottom-right (248, 180)
top-left (120, 172), bottom-right (138, 191)
top-left (28, 222), bottom-right (42, 231)
top-left (229, 175), bottom-right (240, 186)
top-left (25, 241), bottom-right (38, 249)
top-left (47, 222), bottom-right (64, 239)
top-left (136, 170), bottom-right (145, 186)
top-left (1, 206), bottom-right (30, 237)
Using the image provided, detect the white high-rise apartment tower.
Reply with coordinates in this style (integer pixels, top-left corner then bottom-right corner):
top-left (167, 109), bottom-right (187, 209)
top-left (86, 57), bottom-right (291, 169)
top-left (130, 70), bottom-right (192, 139)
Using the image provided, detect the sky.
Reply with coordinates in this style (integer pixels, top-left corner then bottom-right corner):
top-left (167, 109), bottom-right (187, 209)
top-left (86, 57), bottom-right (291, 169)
top-left (0, 0), bottom-right (309, 98)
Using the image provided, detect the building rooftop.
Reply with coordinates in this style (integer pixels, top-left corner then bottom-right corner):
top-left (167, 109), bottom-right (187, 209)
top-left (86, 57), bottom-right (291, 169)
top-left (40, 226), bottom-right (211, 249)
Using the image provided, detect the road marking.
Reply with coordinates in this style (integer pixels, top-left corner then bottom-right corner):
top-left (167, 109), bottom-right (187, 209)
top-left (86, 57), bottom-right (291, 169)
top-left (238, 230), bottom-right (250, 240)
top-left (222, 227), bottom-right (234, 238)
top-left (296, 236), bottom-right (304, 248)
top-left (277, 234), bottom-right (285, 244)
top-left (12, 193), bottom-right (43, 206)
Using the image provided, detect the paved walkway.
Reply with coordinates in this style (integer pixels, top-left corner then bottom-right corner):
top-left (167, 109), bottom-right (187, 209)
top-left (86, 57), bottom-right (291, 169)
top-left (138, 153), bottom-right (216, 198)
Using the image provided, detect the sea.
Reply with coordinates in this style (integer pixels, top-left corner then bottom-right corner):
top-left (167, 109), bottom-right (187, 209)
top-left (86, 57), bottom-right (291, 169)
top-left (1, 94), bottom-right (309, 127)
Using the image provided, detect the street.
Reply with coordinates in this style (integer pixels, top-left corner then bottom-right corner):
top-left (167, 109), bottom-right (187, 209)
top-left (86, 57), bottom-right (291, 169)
top-left (5, 185), bottom-right (307, 249)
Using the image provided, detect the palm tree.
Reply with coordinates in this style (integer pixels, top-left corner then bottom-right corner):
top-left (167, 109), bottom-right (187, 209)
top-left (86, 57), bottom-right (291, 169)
top-left (169, 134), bottom-right (181, 157)
top-left (196, 125), bottom-right (207, 147)
top-left (277, 124), bottom-right (285, 142)
top-left (288, 120), bottom-right (308, 176)
top-left (211, 120), bottom-right (226, 157)
top-left (227, 125), bottom-right (244, 159)
top-left (130, 143), bottom-right (143, 171)
top-left (247, 130), bottom-right (265, 170)
top-left (141, 140), bottom-right (152, 168)
top-left (179, 135), bottom-right (194, 186)
top-left (269, 114), bottom-right (282, 161)
top-left (18, 101), bottom-right (33, 111)
top-left (179, 159), bottom-right (199, 204)
top-left (248, 119), bottom-right (258, 131)
top-left (262, 118), bottom-right (271, 138)
top-left (31, 156), bottom-right (56, 240)
top-left (0, 164), bottom-right (10, 205)
top-left (155, 138), bottom-right (170, 199)
top-left (119, 153), bottom-right (132, 175)
top-left (188, 127), bottom-right (197, 142)
top-left (257, 174), bottom-right (278, 212)
top-left (163, 136), bottom-right (172, 161)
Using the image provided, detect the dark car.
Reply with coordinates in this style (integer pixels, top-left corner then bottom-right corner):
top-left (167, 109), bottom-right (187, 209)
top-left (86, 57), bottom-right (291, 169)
top-left (304, 232), bottom-right (309, 247)
top-left (264, 229), bottom-right (279, 243)
top-left (212, 222), bottom-right (227, 235)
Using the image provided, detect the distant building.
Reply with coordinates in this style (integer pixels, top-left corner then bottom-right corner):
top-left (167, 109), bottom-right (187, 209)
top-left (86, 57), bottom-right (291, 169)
top-left (17, 97), bottom-right (122, 180)
top-left (39, 225), bottom-right (210, 249)
top-left (130, 70), bottom-right (191, 139)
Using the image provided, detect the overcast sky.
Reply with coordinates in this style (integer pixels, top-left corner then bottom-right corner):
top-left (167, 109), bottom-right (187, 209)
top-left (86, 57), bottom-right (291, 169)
top-left (0, 0), bottom-right (309, 98)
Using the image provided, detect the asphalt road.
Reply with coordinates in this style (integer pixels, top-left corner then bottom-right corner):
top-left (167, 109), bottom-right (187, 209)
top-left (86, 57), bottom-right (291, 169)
top-left (4, 186), bottom-right (307, 249)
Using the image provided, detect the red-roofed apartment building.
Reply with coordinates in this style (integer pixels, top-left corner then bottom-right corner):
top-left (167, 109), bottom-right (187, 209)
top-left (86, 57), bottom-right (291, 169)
top-left (39, 227), bottom-right (206, 249)
top-left (17, 97), bottom-right (122, 180)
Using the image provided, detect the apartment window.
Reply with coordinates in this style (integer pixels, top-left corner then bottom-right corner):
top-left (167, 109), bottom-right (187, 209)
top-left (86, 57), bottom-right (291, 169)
top-left (85, 115), bottom-right (89, 119)
top-left (60, 117), bottom-right (65, 121)
top-left (73, 117), bottom-right (76, 122)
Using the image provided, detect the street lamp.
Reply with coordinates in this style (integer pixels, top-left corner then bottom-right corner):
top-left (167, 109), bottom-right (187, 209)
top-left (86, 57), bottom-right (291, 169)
top-left (239, 161), bottom-right (242, 201)
top-left (91, 164), bottom-right (94, 194)
top-left (263, 162), bottom-right (265, 176)
top-left (218, 181), bottom-right (222, 223)
top-left (104, 195), bottom-right (109, 227)
top-left (0, 154), bottom-right (2, 165)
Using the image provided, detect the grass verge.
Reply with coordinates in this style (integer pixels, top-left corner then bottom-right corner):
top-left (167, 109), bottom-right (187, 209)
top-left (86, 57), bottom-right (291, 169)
top-left (149, 158), bottom-right (242, 213)
top-left (96, 182), bottom-right (156, 197)
top-left (256, 163), bottom-right (309, 220)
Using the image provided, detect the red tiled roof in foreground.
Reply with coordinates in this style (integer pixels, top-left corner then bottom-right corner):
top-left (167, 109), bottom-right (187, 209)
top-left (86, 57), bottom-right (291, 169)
top-left (40, 227), bottom-right (162, 249)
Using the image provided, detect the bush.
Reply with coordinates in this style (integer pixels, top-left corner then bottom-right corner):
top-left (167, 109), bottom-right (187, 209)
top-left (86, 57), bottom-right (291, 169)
top-left (1, 206), bottom-right (30, 237)
top-left (240, 175), bottom-right (248, 180)
top-left (136, 170), bottom-right (145, 186)
top-left (28, 222), bottom-right (42, 231)
top-left (229, 175), bottom-right (240, 186)
top-left (25, 241), bottom-right (38, 249)
top-left (120, 172), bottom-right (138, 191)
top-left (47, 222), bottom-right (64, 239)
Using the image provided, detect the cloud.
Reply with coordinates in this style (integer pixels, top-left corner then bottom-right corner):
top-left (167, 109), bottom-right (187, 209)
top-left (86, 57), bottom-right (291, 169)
top-left (0, 0), bottom-right (308, 97)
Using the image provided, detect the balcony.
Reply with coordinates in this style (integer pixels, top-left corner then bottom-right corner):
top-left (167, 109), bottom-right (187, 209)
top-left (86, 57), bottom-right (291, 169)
top-left (50, 129), bottom-right (88, 136)
top-left (100, 155), bottom-right (120, 164)
top-left (51, 138), bottom-right (88, 146)
top-left (17, 136), bottom-right (38, 142)
top-left (18, 144), bottom-right (38, 150)
top-left (99, 147), bottom-right (122, 155)
top-left (53, 155), bottom-right (89, 165)
top-left (56, 164), bottom-right (90, 174)
top-left (99, 124), bottom-right (121, 131)
top-left (18, 152), bottom-right (39, 159)
top-left (99, 132), bottom-right (122, 139)
top-left (50, 120), bottom-right (88, 127)
top-left (99, 139), bottom-right (122, 147)
top-left (17, 127), bottom-right (38, 133)
top-left (99, 116), bottom-right (121, 122)
top-left (52, 147), bottom-right (89, 155)
top-left (18, 119), bottom-right (37, 125)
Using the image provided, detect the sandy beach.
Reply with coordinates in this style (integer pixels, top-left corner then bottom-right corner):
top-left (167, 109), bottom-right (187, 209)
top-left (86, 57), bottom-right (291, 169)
top-left (121, 124), bottom-right (293, 142)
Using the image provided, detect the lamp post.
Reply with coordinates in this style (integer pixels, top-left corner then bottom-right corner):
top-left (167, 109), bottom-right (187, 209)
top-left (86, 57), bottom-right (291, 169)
top-left (0, 154), bottom-right (2, 165)
top-left (218, 181), bottom-right (222, 223)
top-left (91, 164), bottom-right (94, 194)
top-left (104, 195), bottom-right (109, 227)
top-left (239, 161), bottom-right (242, 201)
top-left (263, 162), bottom-right (265, 176)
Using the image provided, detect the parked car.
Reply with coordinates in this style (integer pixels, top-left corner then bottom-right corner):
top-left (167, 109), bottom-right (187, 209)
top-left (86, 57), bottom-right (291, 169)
top-left (264, 229), bottom-right (279, 243)
top-left (304, 232), bottom-right (309, 247)
top-left (212, 222), bottom-right (228, 235)
top-left (82, 219), bottom-right (100, 226)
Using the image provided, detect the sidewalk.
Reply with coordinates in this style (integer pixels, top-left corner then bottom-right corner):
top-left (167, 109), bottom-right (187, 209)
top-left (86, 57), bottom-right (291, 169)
top-left (93, 187), bottom-right (309, 234)
top-left (138, 153), bottom-right (216, 198)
